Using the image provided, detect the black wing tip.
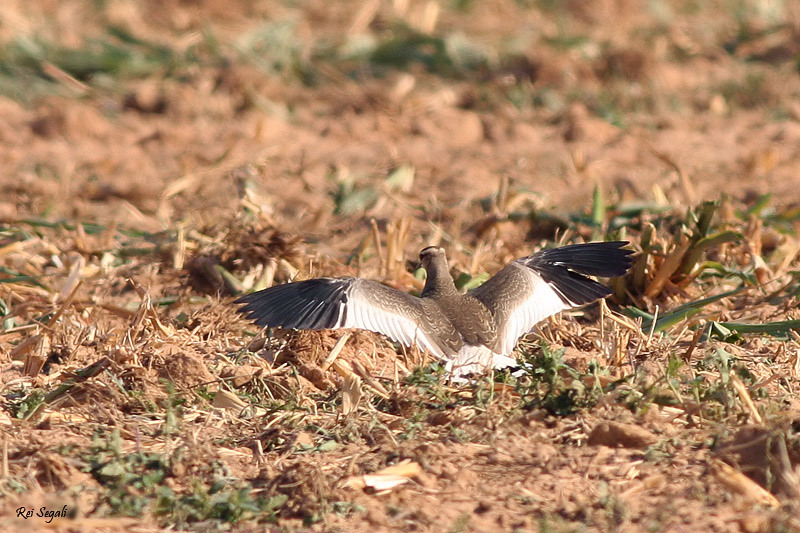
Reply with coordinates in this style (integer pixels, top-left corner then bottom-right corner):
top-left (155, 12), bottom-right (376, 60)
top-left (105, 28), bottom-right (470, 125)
top-left (546, 270), bottom-right (613, 307)
top-left (234, 291), bottom-right (261, 306)
top-left (528, 240), bottom-right (634, 278)
top-left (602, 241), bottom-right (635, 276)
top-left (522, 241), bottom-right (634, 306)
top-left (589, 241), bottom-right (635, 276)
top-left (234, 278), bottom-right (352, 330)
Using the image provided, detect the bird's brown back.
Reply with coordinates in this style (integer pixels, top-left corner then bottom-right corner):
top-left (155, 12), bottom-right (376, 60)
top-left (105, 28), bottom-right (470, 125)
top-left (429, 293), bottom-right (497, 348)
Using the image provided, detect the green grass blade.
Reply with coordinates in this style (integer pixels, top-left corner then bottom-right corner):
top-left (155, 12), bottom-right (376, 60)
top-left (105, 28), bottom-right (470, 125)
top-left (709, 319), bottom-right (800, 338)
top-left (626, 286), bottom-right (745, 333)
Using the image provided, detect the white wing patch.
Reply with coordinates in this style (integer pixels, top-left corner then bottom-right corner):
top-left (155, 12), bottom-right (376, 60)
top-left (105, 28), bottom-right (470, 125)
top-left (495, 264), bottom-right (570, 356)
top-left (343, 286), bottom-right (447, 359)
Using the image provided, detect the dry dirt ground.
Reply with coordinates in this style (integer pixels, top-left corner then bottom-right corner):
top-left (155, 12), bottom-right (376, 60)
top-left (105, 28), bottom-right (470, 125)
top-left (2, 1), bottom-right (800, 531)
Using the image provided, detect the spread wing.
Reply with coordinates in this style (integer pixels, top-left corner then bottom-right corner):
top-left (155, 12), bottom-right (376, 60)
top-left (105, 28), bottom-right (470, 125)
top-left (235, 277), bottom-right (461, 358)
top-left (469, 241), bottom-right (633, 355)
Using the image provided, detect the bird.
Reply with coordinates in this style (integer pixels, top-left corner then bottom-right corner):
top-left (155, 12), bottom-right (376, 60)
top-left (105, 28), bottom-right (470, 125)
top-left (235, 241), bottom-right (633, 378)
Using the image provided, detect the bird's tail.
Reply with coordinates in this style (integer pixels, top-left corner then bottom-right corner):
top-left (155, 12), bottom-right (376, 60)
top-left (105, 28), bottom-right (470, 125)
top-left (444, 345), bottom-right (518, 381)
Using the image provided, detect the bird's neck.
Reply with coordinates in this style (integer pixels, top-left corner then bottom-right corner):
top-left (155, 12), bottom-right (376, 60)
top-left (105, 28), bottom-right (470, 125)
top-left (421, 261), bottom-right (458, 298)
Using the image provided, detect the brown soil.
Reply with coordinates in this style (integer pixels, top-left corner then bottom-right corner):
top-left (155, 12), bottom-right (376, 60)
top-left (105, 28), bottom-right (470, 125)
top-left (2, 1), bottom-right (800, 532)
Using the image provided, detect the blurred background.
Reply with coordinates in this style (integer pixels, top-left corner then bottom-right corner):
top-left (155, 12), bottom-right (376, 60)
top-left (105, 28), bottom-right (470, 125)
top-left (2, 3), bottom-right (800, 530)
top-left (1, 0), bottom-right (799, 244)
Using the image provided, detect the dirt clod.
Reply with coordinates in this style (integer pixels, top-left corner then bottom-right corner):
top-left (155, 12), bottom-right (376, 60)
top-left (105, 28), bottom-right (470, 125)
top-left (588, 421), bottom-right (659, 449)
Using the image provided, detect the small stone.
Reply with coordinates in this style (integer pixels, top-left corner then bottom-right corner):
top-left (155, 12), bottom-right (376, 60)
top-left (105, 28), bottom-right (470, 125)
top-left (588, 421), bottom-right (658, 449)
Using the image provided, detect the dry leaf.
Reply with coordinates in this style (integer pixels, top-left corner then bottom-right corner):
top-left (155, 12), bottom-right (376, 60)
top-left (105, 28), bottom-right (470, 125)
top-left (344, 460), bottom-right (423, 493)
top-left (645, 237), bottom-right (691, 298)
top-left (712, 460), bottom-right (780, 508)
top-left (341, 371), bottom-right (362, 416)
top-left (213, 390), bottom-right (248, 411)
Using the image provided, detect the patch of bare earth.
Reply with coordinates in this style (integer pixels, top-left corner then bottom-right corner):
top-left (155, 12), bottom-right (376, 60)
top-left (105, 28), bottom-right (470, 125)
top-left (2, 1), bottom-right (800, 532)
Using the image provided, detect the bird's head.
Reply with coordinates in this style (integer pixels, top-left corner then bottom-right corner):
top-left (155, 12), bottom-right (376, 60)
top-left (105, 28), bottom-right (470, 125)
top-left (418, 246), bottom-right (447, 270)
top-left (417, 246), bottom-right (456, 297)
